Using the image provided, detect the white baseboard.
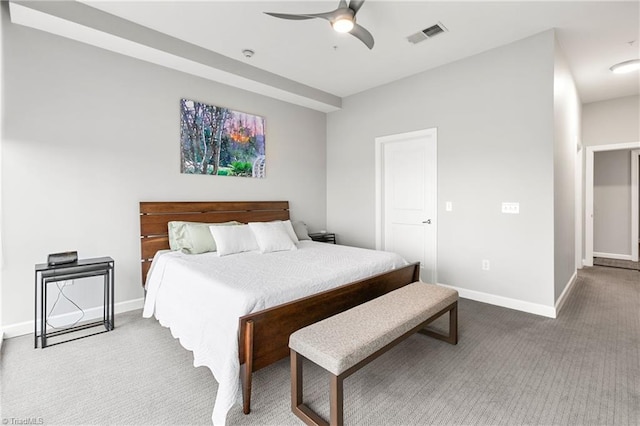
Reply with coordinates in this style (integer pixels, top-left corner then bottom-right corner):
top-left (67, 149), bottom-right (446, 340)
top-left (2, 297), bottom-right (145, 338)
top-left (555, 271), bottom-right (577, 315)
top-left (438, 283), bottom-right (556, 318)
top-left (593, 251), bottom-right (633, 261)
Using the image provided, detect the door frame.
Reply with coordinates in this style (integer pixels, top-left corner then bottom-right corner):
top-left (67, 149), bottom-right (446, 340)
top-left (374, 128), bottom-right (438, 278)
top-left (632, 149), bottom-right (640, 262)
top-left (584, 141), bottom-right (640, 265)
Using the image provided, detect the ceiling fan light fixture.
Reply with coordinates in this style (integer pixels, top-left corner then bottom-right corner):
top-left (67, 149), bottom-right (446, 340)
top-left (610, 59), bottom-right (640, 74)
top-left (332, 17), bottom-right (354, 33)
top-left (264, 0), bottom-right (374, 49)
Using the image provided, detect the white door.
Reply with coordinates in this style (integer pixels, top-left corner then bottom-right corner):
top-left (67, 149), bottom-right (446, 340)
top-left (376, 129), bottom-right (437, 282)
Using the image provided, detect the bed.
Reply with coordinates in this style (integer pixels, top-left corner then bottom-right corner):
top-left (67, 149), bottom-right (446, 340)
top-left (139, 201), bottom-right (420, 424)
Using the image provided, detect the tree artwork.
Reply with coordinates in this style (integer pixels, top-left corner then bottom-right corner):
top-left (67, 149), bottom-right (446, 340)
top-left (180, 99), bottom-right (266, 178)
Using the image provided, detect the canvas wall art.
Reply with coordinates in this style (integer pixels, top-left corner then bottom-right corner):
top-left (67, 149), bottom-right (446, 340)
top-left (180, 98), bottom-right (266, 178)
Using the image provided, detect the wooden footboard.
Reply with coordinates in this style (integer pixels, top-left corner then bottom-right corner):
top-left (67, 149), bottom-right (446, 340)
top-left (238, 262), bottom-right (420, 414)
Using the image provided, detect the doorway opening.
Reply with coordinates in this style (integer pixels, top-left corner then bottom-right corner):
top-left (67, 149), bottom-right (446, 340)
top-left (585, 142), bottom-right (640, 266)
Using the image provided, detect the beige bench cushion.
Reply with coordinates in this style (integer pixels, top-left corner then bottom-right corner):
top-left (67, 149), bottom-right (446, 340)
top-left (289, 281), bottom-right (458, 376)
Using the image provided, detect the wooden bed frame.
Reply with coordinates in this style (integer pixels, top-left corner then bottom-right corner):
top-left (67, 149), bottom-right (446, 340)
top-left (139, 201), bottom-right (420, 415)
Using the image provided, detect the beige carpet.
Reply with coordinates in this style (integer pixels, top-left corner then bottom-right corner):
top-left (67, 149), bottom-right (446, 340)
top-left (1, 266), bottom-right (638, 425)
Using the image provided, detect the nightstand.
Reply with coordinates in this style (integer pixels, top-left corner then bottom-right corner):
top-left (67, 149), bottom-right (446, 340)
top-left (309, 232), bottom-right (336, 244)
top-left (34, 256), bottom-right (114, 348)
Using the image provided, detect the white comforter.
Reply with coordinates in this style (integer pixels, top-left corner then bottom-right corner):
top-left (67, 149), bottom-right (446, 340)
top-left (142, 241), bottom-right (407, 425)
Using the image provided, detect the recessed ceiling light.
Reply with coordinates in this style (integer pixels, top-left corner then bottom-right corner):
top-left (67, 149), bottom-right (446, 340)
top-left (242, 49), bottom-right (255, 58)
top-left (610, 59), bottom-right (640, 74)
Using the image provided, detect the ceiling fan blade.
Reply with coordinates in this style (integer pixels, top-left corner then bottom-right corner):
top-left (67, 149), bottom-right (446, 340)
top-left (350, 23), bottom-right (374, 49)
top-left (265, 10), bottom-right (338, 21)
top-left (305, 11), bottom-right (340, 21)
top-left (338, 0), bottom-right (349, 9)
top-left (264, 12), bottom-right (315, 20)
top-left (349, 0), bottom-right (365, 15)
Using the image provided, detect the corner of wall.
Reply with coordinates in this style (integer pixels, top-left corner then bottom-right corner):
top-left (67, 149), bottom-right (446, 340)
top-left (552, 36), bottom-right (580, 303)
top-left (0, 0), bottom-right (5, 338)
top-left (554, 270), bottom-right (577, 316)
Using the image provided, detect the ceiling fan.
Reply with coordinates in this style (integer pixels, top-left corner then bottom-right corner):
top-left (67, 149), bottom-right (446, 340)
top-left (264, 0), bottom-right (374, 50)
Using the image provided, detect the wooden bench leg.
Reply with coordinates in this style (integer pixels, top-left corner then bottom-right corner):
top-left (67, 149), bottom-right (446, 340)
top-left (330, 374), bottom-right (344, 426)
top-left (292, 349), bottom-right (303, 411)
top-left (450, 303), bottom-right (458, 344)
top-left (291, 349), bottom-right (332, 426)
top-left (418, 301), bottom-right (458, 345)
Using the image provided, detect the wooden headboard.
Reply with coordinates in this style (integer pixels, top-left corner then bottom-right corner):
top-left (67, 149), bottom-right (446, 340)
top-left (139, 201), bottom-right (290, 286)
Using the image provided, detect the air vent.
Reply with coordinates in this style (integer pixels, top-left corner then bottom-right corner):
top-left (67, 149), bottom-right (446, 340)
top-left (407, 22), bottom-right (448, 44)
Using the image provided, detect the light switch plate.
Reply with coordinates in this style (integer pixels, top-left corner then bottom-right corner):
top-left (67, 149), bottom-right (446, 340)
top-left (445, 201), bottom-right (452, 212)
top-left (502, 202), bottom-right (520, 214)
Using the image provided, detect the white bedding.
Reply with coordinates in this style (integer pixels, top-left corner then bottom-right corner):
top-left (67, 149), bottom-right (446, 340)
top-left (142, 241), bottom-right (407, 425)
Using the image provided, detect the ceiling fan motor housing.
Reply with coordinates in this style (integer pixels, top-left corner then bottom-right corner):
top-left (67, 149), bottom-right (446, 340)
top-left (331, 9), bottom-right (356, 32)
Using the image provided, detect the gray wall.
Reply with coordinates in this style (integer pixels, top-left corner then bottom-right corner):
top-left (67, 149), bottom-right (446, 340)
top-left (593, 150), bottom-right (632, 256)
top-left (553, 37), bottom-right (580, 301)
top-left (1, 8), bottom-right (327, 331)
top-left (582, 95), bottom-right (640, 147)
top-left (327, 31), bottom-right (557, 309)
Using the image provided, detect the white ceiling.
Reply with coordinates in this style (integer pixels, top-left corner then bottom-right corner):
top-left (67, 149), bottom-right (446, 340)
top-left (82, 0), bottom-right (640, 104)
top-left (12, 1), bottom-right (640, 108)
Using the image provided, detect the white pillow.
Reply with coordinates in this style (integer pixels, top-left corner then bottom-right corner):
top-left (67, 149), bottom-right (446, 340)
top-left (282, 220), bottom-right (300, 243)
top-left (209, 224), bottom-right (259, 256)
top-left (248, 221), bottom-right (297, 253)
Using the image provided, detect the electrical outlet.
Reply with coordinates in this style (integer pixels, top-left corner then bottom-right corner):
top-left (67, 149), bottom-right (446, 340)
top-left (482, 259), bottom-right (490, 271)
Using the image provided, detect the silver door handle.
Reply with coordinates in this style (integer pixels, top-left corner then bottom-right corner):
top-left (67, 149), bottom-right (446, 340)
top-left (422, 219), bottom-right (431, 224)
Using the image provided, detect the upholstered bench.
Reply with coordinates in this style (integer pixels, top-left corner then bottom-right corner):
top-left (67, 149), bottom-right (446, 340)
top-left (289, 281), bottom-right (458, 426)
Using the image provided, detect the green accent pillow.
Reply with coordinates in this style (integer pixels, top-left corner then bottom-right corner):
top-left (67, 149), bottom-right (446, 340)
top-left (168, 221), bottom-right (240, 254)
